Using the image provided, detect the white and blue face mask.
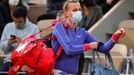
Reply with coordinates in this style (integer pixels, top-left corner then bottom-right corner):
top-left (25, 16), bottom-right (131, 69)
top-left (72, 11), bottom-right (82, 25)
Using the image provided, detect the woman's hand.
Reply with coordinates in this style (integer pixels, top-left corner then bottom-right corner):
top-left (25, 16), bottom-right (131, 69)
top-left (83, 42), bottom-right (98, 51)
top-left (89, 42), bottom-right (98, 49)
top-left (112, 28), bottom-right (125, 42)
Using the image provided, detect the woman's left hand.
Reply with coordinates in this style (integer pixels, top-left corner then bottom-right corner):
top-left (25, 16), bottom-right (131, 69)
top-left (112, 28), bottom-right (125, 42)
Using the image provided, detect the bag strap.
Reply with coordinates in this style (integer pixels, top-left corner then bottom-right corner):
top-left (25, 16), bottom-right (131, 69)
top-left (56, 46), bottom-right (63, 59)
top-left (30, 20), bottom-right (68, 38)
top-left (92, 42), bottom-right (104, 64)
top-left (93, 50), bottom-right (117, 69)
top-left (92, 50), bottom-right (102, 64)
top-left (106, 53), bottom-right (117, 70)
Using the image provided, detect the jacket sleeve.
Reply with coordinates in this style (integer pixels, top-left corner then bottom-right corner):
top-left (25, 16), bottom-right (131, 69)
top-left (98, 39), bottom-right (115, 54)
top-left (85, 31), bottom-right (115, 53)
top-left (53, 23), bottom-right (84, 55)
top-left (0, 24), bottom-right (11, 52)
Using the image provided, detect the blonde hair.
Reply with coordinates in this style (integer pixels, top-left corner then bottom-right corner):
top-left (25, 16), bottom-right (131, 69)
top-left (63, 0), bottom-right (79, 11)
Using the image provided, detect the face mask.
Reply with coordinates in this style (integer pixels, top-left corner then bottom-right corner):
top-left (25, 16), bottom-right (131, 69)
top-left (72, 11), bottom-right (82, 24)
top-left (16, 22), bottom-right (24, 29)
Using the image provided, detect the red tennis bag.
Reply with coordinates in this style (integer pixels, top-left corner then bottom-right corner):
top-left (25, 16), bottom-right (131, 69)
top-left (8, 20), bottom-right (67, 75)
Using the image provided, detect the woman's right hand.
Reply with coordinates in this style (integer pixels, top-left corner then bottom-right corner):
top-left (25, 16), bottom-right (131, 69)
top-left (89, 42), bottom-right (98, 49)
top-left (83, 42), bottom-right (98, 51)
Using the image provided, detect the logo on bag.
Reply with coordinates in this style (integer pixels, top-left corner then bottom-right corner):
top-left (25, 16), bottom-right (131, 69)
top-left (16, 42), bottom-right (28, 53)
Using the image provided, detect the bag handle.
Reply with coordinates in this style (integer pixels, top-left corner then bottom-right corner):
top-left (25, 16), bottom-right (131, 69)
top-left (106, 53), bottom-right (117, 70)
top-left (92, 50), bottom-right (102, 64)
top-left (92, 42), bottom-right (117, 70)
top-left (92, 42), bottom-right (104, 64)
top-left (92, 50), bottom-right (117, 69)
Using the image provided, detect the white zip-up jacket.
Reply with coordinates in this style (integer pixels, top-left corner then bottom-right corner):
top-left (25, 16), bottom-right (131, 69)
top-left (0, 19), bottom-right (40, 62)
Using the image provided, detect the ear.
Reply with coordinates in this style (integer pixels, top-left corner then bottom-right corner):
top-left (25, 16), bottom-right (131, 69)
top-left (64, 11), bottom-right (68, 17)
top-left (64, 10), bottom-right (71, 19)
